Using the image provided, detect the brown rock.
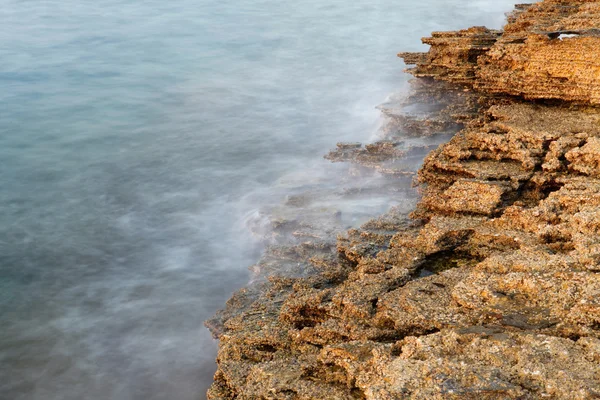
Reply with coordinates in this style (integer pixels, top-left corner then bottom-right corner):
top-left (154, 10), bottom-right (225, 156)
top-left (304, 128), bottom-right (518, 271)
top-left (207, 1), bottom-right (600, 398)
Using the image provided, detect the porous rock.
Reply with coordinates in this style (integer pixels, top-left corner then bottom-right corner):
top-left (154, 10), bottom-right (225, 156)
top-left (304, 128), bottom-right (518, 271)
top-left (207, 1), bottom-right (600, 398)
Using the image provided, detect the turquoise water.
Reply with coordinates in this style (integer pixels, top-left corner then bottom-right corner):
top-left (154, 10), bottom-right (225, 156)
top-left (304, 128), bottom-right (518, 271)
top-left (1, 1), bottom-right (528, 399)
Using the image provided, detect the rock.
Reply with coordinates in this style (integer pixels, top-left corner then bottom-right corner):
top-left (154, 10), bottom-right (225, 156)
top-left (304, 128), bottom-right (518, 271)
top-left (207, 1), bottom-right (600, 398)
top-left (399, 27), bottom-right (501, 85)
top-left (478, 1), bottom-right (600, 104)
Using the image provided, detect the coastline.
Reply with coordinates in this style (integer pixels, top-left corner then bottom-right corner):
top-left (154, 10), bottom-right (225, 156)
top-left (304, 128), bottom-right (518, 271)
top-left (206, 1), bottom-right (600, 398)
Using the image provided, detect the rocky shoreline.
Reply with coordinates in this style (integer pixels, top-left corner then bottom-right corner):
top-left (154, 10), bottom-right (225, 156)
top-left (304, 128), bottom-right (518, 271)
top-left (206, 1), bottom-right (600, 398)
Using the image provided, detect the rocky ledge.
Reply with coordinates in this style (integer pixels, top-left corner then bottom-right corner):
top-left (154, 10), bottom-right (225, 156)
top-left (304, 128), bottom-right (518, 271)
top-left (206, 1), bottom-right (600, 398)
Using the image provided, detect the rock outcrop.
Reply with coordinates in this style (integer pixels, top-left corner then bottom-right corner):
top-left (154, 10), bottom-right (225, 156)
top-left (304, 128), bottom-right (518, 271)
top-left (207, 1), bottom-right (600, 398)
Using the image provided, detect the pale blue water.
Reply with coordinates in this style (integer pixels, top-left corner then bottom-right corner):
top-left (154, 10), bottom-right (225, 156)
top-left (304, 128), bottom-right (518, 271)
top-left (0, 1), bottom-right (529, 399)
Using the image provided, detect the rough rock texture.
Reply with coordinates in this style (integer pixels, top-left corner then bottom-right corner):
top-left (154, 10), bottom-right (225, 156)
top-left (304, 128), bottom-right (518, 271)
top-left (478, 0), bottom-right (600, 104)
top-left (398, 27), bottom-right (502, 85)
top-left (207, 1), bottom-right (600, 398)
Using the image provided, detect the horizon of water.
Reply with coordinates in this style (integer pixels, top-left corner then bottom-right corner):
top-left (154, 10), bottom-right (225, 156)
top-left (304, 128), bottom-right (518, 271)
top-left (1, 1), bottom-right (531, 399)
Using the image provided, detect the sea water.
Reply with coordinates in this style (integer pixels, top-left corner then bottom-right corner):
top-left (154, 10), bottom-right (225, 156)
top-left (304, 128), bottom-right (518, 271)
top-left (0, 1), bottom-right (531, 399)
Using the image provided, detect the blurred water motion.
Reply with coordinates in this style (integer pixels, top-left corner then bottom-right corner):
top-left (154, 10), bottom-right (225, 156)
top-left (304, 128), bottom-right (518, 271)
top-left (0, 1), bottom-right (531, 399)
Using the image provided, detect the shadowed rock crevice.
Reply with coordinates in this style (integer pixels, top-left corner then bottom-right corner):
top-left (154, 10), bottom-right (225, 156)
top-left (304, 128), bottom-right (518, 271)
top-left (207, 1), bottom-right (600, 398)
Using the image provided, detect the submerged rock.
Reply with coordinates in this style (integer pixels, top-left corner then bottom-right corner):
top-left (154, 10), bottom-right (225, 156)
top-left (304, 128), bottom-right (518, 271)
top-left (207, 1), bottom-right (600, 398)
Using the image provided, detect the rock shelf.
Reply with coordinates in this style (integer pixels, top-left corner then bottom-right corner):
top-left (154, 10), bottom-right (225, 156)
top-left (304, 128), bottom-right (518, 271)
top-left (207, 1), bottom-right (600, 398)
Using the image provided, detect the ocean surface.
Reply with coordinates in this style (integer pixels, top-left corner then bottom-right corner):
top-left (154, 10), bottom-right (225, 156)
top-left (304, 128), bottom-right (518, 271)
top-left (1, 1), bottom-right (531, 399)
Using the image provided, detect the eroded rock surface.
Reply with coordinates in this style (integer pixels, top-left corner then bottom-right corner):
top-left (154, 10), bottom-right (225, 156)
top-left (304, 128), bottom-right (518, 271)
top-left (207, 1), bottom-right (600, 398)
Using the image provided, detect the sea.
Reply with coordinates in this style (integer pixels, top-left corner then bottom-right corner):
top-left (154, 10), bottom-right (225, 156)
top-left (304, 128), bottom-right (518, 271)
top-left (0, 1), bottom-right (531, 399)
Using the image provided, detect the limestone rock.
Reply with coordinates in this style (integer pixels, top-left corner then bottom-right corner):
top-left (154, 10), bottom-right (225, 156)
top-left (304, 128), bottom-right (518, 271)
top-left (207, 1), bottom-right (600, 398)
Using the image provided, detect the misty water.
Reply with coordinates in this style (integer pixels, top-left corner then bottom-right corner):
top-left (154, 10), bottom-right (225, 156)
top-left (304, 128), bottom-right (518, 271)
top-left (1, 1), bottom-right (530, 399)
